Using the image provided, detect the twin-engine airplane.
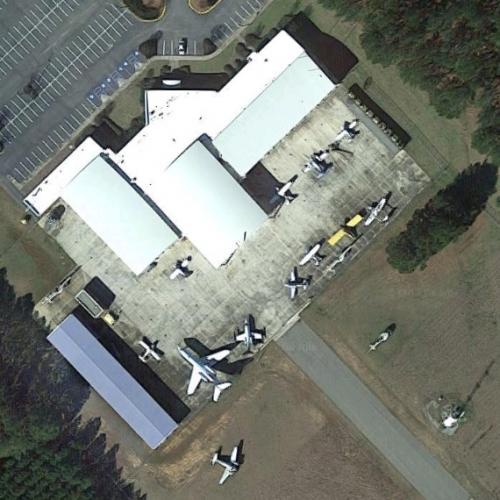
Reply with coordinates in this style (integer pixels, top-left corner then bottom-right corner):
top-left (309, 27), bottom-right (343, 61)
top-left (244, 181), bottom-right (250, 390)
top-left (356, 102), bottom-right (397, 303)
top-left (234, 315), bottom-right (265, 352)
top-left (212, 443), bottom-right (242, 484)
top-left (177, 344), bottom-right (232, 402)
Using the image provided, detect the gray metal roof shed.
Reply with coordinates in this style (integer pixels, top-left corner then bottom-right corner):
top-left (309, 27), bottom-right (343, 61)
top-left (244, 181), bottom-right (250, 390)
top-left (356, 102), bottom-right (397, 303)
top-left (48, 315), bottom-right (178, 449)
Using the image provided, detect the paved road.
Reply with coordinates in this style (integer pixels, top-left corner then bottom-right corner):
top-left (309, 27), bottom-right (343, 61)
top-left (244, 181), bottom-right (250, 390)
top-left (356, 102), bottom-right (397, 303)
top-left (277, 321), bottom-right (471, 500)
top-left (0, 0), bottom-right (268, 198)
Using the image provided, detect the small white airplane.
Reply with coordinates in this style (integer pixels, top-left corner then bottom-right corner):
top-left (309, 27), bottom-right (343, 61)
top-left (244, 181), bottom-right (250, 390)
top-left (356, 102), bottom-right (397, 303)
top-left (42, 276), bottom-right (72, 304)
top-left (369, 330), bottom-right (392, 351)
top-left (137, 339), bottom-right (162, 363)
top-left (364, 196), bottom-right (389, 226)
top-left (169, 257), bottom-right (193, 280)
top-left (329, 244), bottom-right (354, 273)
top-left (274, 175), bottom-right (298, 205)
top-left (177, 345), bottom-right (232, 402)
top-left (234, 315), bottom-right (265, 352)
top-left (333, 119), bottom-right (360, 144)
top-left (212, 445), bottom-right (241, 485)
top-left (303, 151), bottom-right (331, 177)
top-left (300, 239), bottom-right (326, 266)
top-left (285, 267), bottom-right (311, 299)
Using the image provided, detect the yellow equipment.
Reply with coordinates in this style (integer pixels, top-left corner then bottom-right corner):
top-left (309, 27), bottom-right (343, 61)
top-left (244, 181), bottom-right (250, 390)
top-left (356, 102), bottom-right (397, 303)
top-left (328, 213), bottom-right (363, 246)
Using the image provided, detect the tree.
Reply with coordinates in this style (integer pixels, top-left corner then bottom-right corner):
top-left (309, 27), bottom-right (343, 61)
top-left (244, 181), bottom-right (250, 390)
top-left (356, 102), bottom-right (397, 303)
top-left (0, 270), bottom-right (145, 500)
top-left (386, 162), bottom-right (498, 272)
top-left (320, 0), bottom-right (500, 155)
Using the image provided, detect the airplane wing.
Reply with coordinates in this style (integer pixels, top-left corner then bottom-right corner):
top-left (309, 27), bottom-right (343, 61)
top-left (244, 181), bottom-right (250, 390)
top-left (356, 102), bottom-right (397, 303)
top-left (252, 332), bottom-right (263, 340)
top-left (346, 213), bottom-right (363, 227)
top-left (150, 350), bottom-right (161, 361)
top-left (234, 332), bottom-right (246, 342)
top-left (206, 349), bottom-right (231, 362)
top-left (219, 468), bottom-right (232, 485)
top-left (187, 368), bottom-right (203, 395)
top-left (231, 446), bottom-right (238, 463)
top-left (169, 268), bottom-right (183, 280)
top-left (138, 340), bottom-right (149, 350)
top-left (184, 338), bottom-right (211, 357)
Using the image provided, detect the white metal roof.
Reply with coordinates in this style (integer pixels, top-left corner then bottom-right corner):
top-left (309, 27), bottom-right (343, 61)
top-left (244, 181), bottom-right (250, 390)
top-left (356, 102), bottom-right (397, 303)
top-left (111, 31), bottom-right (323, 186)
top-left (213, 53), bottom-right (335, 175)
top-left (62, 156), bottom-right (178, 275)
top-left (114, 89), bottom-right (217, 186)
top-left (48, 315), bottom-right (178, 449)
top-left (150, 141), bottom-right (267, 267)
top-left (24, 137), bottom-right (103, 216)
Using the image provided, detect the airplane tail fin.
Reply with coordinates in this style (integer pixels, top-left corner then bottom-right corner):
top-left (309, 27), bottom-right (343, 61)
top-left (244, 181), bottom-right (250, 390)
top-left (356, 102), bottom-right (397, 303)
top-left (213, 382), bottom-right (232, 402)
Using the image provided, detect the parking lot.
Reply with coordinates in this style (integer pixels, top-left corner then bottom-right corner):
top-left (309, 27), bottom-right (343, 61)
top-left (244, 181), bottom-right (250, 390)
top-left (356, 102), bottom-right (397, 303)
top-left (157, 0), bottom-right (268, 54)
top-left (0, 0), bottom-right (270, 196)
top-left (0, 0), bottom-right (81, 79)
top-left (35, 89), bottom-right (429, 413)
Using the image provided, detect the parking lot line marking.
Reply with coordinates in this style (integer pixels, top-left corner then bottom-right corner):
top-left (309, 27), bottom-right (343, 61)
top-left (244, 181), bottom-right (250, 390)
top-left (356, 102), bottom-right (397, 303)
top-left (63, 119), bottom-right (75, 132)
top-left (30, 150), bottom-right (41, 163)
top-left (3, 9), bottom-right (132, 138)
top-left (240, 4), bottom-right (251, 16)
top-left (25, 157), bottom-right (37, 169)
top-left (19, 162), bottom-right (32, 175)
top-left (80, 101), bottom-right (92, 113)
top-left (60, 123), bottom-right (72, 136)
top-left (0, 1), bottom-right (71, 67)
top-left (52, 128), bottom-right (65, 142)
top-left (36, 143), bottom-right (48, 156)
top-left (245, 0), bottom-right (256, 11)
top-left (60, 51), bottom-right (82, 75)
top-left (74, 108), bottom-right (87, 121)
top-left (234, 11), bottom-right (245, 22)
top-left (14, 168), bottom-right (27, 180)
top-left (224, 23), bottom-right (234, 34)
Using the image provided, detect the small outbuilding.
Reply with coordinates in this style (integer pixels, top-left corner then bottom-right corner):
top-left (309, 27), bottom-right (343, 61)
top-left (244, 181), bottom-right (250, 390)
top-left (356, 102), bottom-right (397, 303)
top-left (48, 315), bottom-right (178, 449)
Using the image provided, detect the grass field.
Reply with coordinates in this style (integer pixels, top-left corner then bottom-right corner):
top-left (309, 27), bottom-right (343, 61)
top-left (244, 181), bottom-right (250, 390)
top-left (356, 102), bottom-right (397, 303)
top-left (303, 201), bottom-right (500, 498)
top-left (0, 188), bottom-right (74, 301)
top-left (83, 343), bottom-right (418, 500)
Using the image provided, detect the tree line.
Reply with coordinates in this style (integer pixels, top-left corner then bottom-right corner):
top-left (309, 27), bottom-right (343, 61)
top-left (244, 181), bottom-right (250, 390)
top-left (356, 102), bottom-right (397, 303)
top-left (0, 269), bottom-right (145, 499)
top-left (319, 0), bottom-right (499, 164)
top-left (386, 162), bottom-right (498, 272)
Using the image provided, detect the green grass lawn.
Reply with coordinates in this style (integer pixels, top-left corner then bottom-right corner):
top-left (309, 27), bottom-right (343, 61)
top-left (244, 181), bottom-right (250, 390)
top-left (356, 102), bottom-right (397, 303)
top-left (0, 188), bottom-right (74, 301)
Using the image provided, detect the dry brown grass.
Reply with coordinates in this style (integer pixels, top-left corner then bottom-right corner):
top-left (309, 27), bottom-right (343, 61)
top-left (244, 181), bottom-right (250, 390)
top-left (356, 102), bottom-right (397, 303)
top-left (304, 205), bottom-right (500, 498)
top-left (87, 343), bottom-right (418, 500)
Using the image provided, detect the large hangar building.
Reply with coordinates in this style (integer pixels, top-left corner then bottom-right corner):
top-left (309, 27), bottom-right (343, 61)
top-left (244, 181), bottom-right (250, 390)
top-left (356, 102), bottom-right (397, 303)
top-left (24, 31), bottom-right (335, 272)
top-left (27, 27), bottom-right (364, 449)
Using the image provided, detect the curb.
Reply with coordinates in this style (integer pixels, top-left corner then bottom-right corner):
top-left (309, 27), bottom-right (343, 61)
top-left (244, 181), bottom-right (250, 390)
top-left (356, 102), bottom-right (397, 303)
top-left (123, 0), bottom-right (167, 22)
top-left (187, 0), bottom-right (222, 15)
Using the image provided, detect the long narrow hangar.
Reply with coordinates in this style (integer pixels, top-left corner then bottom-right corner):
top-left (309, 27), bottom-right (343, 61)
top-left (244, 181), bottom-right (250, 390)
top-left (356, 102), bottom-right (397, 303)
top-left (48, 315), bottom-right (178, 449)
